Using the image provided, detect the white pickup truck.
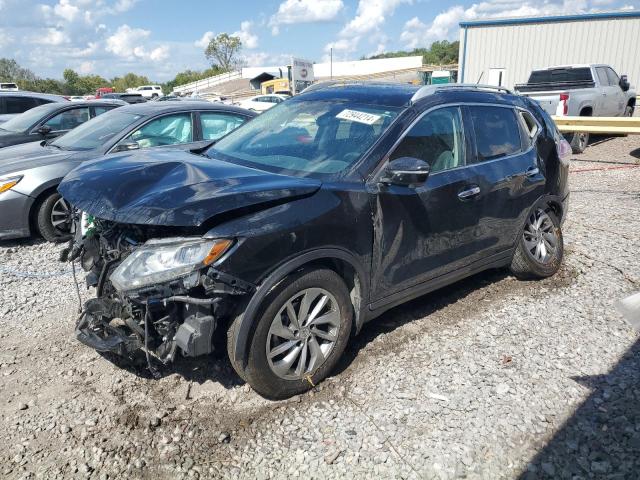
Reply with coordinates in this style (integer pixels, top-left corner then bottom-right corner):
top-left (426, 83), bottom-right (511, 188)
top-left (515, 64), bottom-right (636, 153)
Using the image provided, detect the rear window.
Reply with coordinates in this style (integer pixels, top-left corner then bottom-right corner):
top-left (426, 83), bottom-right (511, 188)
top-left (528, 68), bottom-right (593, 84)
top-left (4, 96), bottom-right (39, 114)
top-left (469, 106), bottom-right (522, 161)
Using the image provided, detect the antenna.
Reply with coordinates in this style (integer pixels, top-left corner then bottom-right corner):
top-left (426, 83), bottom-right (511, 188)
top-left (476, 72), bottom-right (484, 84)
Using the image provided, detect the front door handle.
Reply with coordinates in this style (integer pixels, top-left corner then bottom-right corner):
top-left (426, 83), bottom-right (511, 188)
top-left (458, 185), bottom-right (480, 200)
top-left (524, 166), bottom-right (540, 177)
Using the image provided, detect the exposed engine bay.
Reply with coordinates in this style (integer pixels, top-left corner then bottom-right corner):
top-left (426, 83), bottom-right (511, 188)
top-left (61, 214), bottom-right (254, 376)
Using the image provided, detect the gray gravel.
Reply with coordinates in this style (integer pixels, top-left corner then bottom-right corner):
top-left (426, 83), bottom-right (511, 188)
top-left (1, 135), bottom-right (639, 479)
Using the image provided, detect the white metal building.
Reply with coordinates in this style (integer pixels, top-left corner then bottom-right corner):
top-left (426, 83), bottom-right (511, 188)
top-left (458, 11), bottom-right (640, 89)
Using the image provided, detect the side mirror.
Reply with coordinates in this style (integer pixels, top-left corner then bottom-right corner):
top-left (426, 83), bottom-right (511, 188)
top-left (381, 157), bottom-right (430, 187)
top-left (36, 125), bottom-right (52, 136)
top-left (113, 141), bottom-right (140, 153)
top-left (620, 75), bottom-right (630, 92)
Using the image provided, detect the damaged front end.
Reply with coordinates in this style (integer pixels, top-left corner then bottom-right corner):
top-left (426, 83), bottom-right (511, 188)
top-left (63, 215), bottom-right (253, 374)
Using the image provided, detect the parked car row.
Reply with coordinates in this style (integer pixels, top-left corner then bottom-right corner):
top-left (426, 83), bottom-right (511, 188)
top-left (1, 82), bottom-right (570, 399)
top-left (0, 101), bottom-right (255, 241)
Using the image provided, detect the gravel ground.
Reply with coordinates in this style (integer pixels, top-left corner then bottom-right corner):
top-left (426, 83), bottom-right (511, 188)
top-left (1, 135), bottom-right (639, 480)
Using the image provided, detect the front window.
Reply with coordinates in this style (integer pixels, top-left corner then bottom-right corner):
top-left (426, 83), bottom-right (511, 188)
top-left (121, 113), bottom-right (193, 148)
top-left (390, 107), bottom-right (465, 173)
top-left (44, 107), bottom-right (90, 131)
top-left (51, 111), bottom-right (143, 151)
top-left (208, 99), bottom-right (400, 176)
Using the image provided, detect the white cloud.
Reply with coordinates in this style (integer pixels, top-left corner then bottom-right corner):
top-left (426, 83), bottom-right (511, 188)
top-left (399, 0), bottom-right (598, 49)
top-left (341, 0), bottom-right (412, 37)
top-left (233, 21), bottom-right (258, 49)
top-left (149, 45), bottom-right (169, 61)
top-left (194, 31), bottom-right (214, 48)
top-left (106, 24), bottom-right (169, 62)
top-left (53, 0), bottom-right (80, 22)
top-left (324, 0), bottom-right (412, 59)
top-left (270, 0), bottom-right (344, 34)
top-left (77, 60), bottom-right (94, 74)
top-left (31, 27), bottom-right (71, 45)
top-left (106, 24), bottom-right (150, 57)
top-left (0, 29), bottom-right (12, 48)
top-left (112, 0), bottom-right (138, 12)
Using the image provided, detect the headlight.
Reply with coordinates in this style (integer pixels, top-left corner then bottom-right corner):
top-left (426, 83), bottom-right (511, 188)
top-left (110, 237), bottom-right (233, 292)
top-left (0, 175), bottom-right (22, 194)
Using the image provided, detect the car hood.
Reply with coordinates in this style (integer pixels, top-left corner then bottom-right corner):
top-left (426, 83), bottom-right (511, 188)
top-left (0, 141), bottom-right (76, 176)
top-left (58, 149), bottom-right (322, 227)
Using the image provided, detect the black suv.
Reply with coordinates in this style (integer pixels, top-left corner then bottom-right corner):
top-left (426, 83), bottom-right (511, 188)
top-left (59, 83), bottom-right (570, 399)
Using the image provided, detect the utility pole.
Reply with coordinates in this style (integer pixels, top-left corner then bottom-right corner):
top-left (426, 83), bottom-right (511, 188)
top-left (330, 48), bottom-right (333, 80)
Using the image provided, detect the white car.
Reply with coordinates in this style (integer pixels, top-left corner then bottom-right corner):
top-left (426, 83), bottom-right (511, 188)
top-left (134, 85), bottom-right (163, 99)
top-left (0, 82), bottom-right (19, 91)
top-left (238, 94), bottom-right (288, 112)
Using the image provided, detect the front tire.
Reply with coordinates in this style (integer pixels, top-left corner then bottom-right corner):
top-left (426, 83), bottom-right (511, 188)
top-left (36, 192), bottom-right (73, 242)
top-left (230, 268), bottom-right (353, 400)
top-left (510, 207), bottom-right (563, 279)
top-left (567, 131), bottom-right (589, 154)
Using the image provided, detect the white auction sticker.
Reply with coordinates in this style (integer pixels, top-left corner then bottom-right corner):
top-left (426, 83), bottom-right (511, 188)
top-left (336, 109), bottom-right (382, 125)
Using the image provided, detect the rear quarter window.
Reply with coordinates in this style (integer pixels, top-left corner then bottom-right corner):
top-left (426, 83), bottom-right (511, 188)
top-left (468, 106), bottom-right (522, 161)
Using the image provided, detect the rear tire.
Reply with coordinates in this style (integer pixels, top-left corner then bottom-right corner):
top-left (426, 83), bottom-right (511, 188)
top-left (510, 207), bottom-right (563, 279)
top-left (624, 104), bottom-right (634, 117)
top-left (36, 192), bottom-right (73, 242)
top-left (567, 132), bottom-right (589, 154)
top-left (229, 268), bottom-right (353, 400)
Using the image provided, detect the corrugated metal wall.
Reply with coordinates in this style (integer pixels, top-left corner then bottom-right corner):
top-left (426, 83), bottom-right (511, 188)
top-left (459, 17), bottom-right (640, 89)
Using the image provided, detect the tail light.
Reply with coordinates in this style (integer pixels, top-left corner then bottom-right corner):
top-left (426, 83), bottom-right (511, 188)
top-left (558, 93), bottom-right (569, 115)
top-left (556, 135), bottom-right (572, 160)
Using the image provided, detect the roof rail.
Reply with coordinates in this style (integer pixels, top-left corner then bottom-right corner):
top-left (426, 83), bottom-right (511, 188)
top-left (411, 83), bottom-right (513, 103)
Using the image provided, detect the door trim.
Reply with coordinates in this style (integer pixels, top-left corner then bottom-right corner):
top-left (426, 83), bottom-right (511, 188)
top-left (368, 248), bottom-right (513, 312)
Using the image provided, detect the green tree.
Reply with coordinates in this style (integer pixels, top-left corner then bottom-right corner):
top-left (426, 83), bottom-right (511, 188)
top-left (0, 58), bottom-right (37, 83)
top-left (111, 72), bottom-right (151, 92)
top-left (163, 66), bottom-right (226, 93)
top-left (204, 33), bottom-right (242, 71)
top-left (366, 40), bottom-right (460, 65)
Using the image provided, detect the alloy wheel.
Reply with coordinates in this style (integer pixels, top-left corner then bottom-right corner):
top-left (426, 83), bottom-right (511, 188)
top-left (266, 288), bottom-right (341, 380)
top-left (523, 209), bottom-right (558, 264)
top-left (50, 197), bottom-right (73, 235)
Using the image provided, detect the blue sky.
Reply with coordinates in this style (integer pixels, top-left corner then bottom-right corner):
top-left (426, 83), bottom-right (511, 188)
top-left (0, 0), bottom-right (637, 81)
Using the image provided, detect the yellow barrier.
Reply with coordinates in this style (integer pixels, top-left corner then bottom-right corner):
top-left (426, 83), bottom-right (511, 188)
top-left (552, 116), bottom-right (640, 135)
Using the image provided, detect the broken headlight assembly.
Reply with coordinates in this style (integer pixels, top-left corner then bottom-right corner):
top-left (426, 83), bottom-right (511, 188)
top-left (109, 237), bottom-right (233, 292)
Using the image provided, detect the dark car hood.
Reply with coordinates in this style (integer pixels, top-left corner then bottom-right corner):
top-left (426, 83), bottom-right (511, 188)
top-left (58, 149), bottom-right (322, 227)
top-left (0, 141), bottom-right (76, 176)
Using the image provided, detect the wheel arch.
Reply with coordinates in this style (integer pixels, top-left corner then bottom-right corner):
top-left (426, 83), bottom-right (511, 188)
top-left (579, 105), bottom-right (593, 116)
top-left (27, 183), bottom-right (61, 235)
top-left (230, 248), bottom-right (369, 367)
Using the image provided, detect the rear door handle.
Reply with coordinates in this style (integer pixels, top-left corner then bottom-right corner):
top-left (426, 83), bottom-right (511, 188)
top-left (524, 167), bottom-right (540, 177)
top-left (458, 185), bottom-right (480, 200)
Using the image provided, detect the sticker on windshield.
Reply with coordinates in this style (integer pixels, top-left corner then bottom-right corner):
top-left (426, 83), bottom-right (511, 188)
top-left (336, 109), bottom-right (382, 125)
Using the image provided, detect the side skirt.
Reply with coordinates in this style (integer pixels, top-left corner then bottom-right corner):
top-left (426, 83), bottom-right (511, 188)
top-left (364, 249), bottom-right (514, 322)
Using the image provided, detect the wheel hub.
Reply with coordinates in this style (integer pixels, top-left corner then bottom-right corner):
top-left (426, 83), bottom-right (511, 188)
top-left (523, 209), bottom-right (558, 265)
top-left (266, 287), bottom-right (341, 380)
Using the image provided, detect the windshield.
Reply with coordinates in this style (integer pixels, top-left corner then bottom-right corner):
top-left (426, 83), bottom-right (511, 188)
top-left (51, 111), bottom-right (143, 151)
top-left (208, 99), bottom-right (400, 176)
top-left (0, 103), bottom-right (58, 133)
